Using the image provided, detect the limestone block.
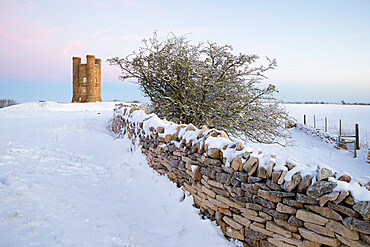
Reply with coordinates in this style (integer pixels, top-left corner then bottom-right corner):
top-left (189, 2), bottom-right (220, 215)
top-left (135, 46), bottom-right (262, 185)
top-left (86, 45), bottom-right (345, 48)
top-left (283, 173), bottom-right (302, 192)
top-left (343, 216), bottom-right (370, 234)
top-left (317, 167), bottom-right (335, 181)
top-left (233, 214), bottom-right (251, 227)
top-left (241, 212), bottom-right (267, 223)
top-left (250, 222), bottom-right (274, 237)
top-left (243, 156), bottom-right (258, 173)
top-left (225, 227), bottom-right (245, 241)
top-left (301, 240), bottom-right (321, 247)
top-left (231, 156), bottom-right (242, 171)
top-left (207, 179), bottom-right (224, 189)
top-left (297, 175), bottom-right (313, 193)
top-left (304, 205), bottom-right (342, 221)
top-left (232, 172), bottom-right (248, 183)
top-left (257, 166), bottom-right (267, 179)
top-left (278, 170), bottom-right (287, 185)
top-left (326, 219), bottom-right (359, 240)
top-left (223, 216), bottom-right (243, 230)
top-left (273, 218), bottom-right (298, 232)
top-left (259, 211), bottom-right (273, 221)
top-left (266, 210), bottom-right (289, 221)
top-left (296, 193), bottom-right (318, 205)
top-left (319, 191), bottom-right (340, 207)
top-left (235, 141), bottom-right (244, 151)
top-left (258, 190), bottom-right (282, 203)
top-left (208, 197), bottom-right (228, 208)
top-left (266, 221), bottom-right (292, 238)
top-left (306, 181), bottom-right (337, 200)
top-left (298, 227), bottom-right (341, 246)
top-left (353, 201), bottom-right (370, 221)
top-left (216, 195), bottom-right (242, 209)
top-left (304, 222), bottom-right (335, 237)
top-left (207, 148), bottom-right (222, 159)
top-left (201, 185), bottom-right (216, 198)
top-left (332, 190), bottom-right (349, 204)
top-left (296, 210), bottom-right (329, 225)
top-left (338, 174), bottom-right (351, 183)
top-left (248, 163), bottom-right (259, 176)
top-left (335, 234), bottom-right (370, 247)
top-left (219, 207), bottom-right (232, 216)
top-left (239, 208), bottom-right (258, 216)
top-left (267, 180), bottom-right (282, 191)
top-left (276, 203), bottom-right (297, 214)
top-left (328, 202), bottom-right (359, 218)
top-left (242, 183), bottom-right (260, 195)
top-left (282, 198), bottom-right (303, 209)
top-left (272, 171), bottom-right (282, 183)
top-left (272, 234), bottom-right (303, 246)
top-left (266, 160), bottom-right (275, 179)
top-left (245, 202), bottom-right (263, 211)
top-left (254, 196), bottom-right (276, 209)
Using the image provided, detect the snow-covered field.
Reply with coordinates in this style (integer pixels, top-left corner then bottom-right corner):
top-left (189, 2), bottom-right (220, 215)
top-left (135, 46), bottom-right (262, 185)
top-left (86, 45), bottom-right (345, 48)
top-left (0, 102), bottom-right (234, 247)
top-left (0, 101), bottom-right (369, 246)
top-left (284, 103), bottom-right (370, 149)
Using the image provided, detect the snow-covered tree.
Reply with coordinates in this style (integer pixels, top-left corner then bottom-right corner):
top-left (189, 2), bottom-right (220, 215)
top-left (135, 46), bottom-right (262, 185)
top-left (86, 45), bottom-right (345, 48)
top-left (108, 32), bottom-right (291, 144)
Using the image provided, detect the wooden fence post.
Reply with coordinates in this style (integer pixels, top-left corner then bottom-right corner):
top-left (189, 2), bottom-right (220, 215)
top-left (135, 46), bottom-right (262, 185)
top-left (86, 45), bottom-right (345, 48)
top-left (304, 115), bottom-right (306, 125)
top-left (355, 124), bottom-right (360, 150)
top-left (339, 119), bottom-right (342, 136)
top-left (314, 115), bottom-right (316, 129)
top-left (325, 117), bottom-right (328, 132)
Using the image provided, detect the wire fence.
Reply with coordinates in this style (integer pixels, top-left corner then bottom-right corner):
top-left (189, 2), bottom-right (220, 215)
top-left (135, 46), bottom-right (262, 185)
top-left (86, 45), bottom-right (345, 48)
top-left (302, 114), bottom-right (360, 158)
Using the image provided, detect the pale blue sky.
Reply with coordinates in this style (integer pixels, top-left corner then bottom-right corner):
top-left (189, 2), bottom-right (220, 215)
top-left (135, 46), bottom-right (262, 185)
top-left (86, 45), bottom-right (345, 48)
top-left (0, 0), bottom-right (369, 103)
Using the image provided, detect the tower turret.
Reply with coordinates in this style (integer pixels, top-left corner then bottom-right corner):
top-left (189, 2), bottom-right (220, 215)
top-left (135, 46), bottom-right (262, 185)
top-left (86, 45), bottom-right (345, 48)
top-left (95, 58), bottom-right (102, 102)
top-left (86, 55), bottom-right (97, 102)
top-left (72, 57), bottom-right (81, 102)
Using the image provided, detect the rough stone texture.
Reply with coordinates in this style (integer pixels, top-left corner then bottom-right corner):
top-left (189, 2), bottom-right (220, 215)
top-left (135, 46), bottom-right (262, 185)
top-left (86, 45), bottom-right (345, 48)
top-left (326, 219), bottom-right (359, 240)
top-left (296, 209), bottom-right (329, 225)
top-left (258, 190), bottom-right (282, 203)
top-left (319, 191), bottom-right (339, 207)
top-left (343, 216), bottom-right (370, 234)
top-left (333, 189), bottom-right (349, 204)
top-left (335, 233), bottom-right (369, 247)
top-left (317, 167), bottom-right (335, 181)
top-left (113, 107), bottom-right (370, 247)
top-left (296, 194), bottom-right (318, 205)
top-left (304, 222), bottom-right (335, 237)
top-left (306, 181), bottom-right (337, 200)
top-left (284, 173), bottom-right (302, 192)
top-left (207, 148), bottom-right (223, 159)
top-left (276, 203), bottom-right (297, 214)
top-left (353, 201), bottom-right (370, 221)
top-left (297, 175), bottom-right (313, 193)
top-left (304, 204), bottom-right (342, 221)
top-left (328, 202), bottom-right (360, 218)
top-left (266, 221), bottom-right (292, 238)
top-left (298, 227), bottom-right (341, 246)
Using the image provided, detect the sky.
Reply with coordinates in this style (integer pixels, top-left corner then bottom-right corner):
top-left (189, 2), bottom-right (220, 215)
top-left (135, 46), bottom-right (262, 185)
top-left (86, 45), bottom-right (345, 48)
top-left (0, 0), bottom-right (369, 103)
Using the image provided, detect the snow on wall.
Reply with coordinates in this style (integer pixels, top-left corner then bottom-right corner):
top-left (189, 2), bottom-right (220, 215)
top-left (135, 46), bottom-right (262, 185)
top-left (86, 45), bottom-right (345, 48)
top-left (112, 104), bottom-right (370, 246)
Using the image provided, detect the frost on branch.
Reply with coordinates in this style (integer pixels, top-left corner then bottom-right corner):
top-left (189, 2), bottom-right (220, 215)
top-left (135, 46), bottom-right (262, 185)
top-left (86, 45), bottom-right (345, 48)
top-left (108, 31), bottom-right (291, 144)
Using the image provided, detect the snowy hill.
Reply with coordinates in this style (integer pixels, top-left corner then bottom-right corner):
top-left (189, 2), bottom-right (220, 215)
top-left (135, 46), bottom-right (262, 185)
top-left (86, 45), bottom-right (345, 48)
top-left (0, 101), bottom-right (233, 246)
top-left (0, 101), bottom-right (368, 246)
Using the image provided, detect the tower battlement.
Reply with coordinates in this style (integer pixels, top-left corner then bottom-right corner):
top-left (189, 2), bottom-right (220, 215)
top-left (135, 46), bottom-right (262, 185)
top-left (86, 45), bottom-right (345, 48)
top-left (71, 55), bottom-right (102, 103)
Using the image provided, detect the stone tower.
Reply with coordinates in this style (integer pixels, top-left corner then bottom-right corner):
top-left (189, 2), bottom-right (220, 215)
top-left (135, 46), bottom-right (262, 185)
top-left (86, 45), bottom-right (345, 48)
top-left (71, 55), bottom-right (102, 103)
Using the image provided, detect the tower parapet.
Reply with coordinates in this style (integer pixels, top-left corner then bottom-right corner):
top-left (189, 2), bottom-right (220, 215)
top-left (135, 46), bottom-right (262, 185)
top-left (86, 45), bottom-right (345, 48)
top-left (71, 55), bottom-right (102, 103)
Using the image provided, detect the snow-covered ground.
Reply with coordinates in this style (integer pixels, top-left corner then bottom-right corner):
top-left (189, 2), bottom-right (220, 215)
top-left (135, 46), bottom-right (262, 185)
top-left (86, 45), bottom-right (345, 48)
top-left (0, 102), bottom-right (234, 247)
top-left (0, 101), bottom-right (369, 246)
top-left (284, 103), bottom-right (370, 149)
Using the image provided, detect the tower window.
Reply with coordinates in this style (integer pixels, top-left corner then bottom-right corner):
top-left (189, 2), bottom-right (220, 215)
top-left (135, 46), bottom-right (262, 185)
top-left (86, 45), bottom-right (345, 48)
top-left (83, 77), bottom-right (87, 83)
top-left (83, 88), bottom-right (86, 93)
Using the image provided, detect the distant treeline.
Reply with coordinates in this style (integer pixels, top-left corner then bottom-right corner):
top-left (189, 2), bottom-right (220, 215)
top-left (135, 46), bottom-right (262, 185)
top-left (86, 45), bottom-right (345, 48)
top-left (0, 99), bottom-right (17, 108)
top-left (283, 101), bottom-right (370, 105)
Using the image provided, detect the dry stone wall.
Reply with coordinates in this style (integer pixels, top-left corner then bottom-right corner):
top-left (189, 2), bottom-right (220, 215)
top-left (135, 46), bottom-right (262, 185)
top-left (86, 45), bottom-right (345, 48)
top-left (112, 104), bottom-right (370, 247)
